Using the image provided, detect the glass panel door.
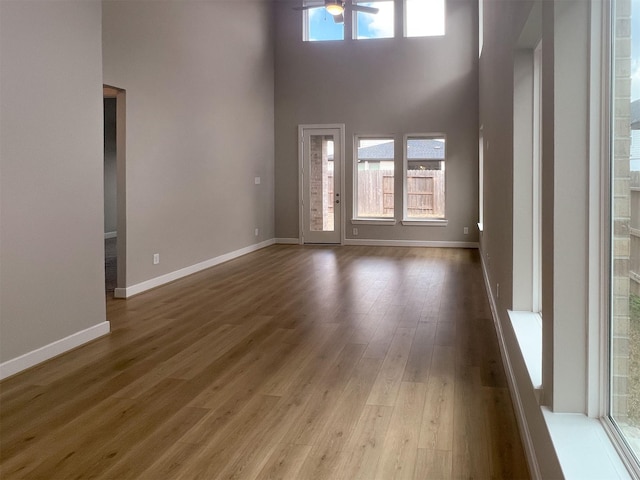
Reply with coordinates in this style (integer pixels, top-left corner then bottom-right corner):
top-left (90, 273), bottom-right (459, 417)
top-left (301, 127), bottom-right (341, 244)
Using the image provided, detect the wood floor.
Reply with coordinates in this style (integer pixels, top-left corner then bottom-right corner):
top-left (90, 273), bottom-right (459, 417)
top-left (0, 245), bottom-right (529, 479)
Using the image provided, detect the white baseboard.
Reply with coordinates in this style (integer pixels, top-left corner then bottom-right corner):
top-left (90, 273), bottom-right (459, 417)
top-left (343, 238), bottom-right (479, 248)
top-left (115, 239), bottom-right (276, 299)
top-left (104, 231), bottom-right (117, 239)
top-left (0, 321), bottom-right (111, 380)
top-left (479, 249), bottom-right (541, 480)
top-left (275, 238), bottom-right (300, 245)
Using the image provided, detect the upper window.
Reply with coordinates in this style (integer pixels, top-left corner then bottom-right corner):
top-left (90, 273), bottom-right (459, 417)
top-left (355, 137), bottom-right (395, 218)
top-left (403, 136), bottom-right (445, 220)
top-left (354, 1), bottom-right (394, 39)
top-left (405, 0), bottom-right (445, 37)
top-left (304, 6), bottom-right (344, 41)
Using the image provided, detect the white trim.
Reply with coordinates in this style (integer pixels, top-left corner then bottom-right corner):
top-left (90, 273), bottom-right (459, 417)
top-left (351, 218), bottom-right (397, 225)
top-left (299, 124), bottom-right (345, 246)
top-left (353, 134), bottom-right (396, 222)
top-left (343, 238), bottom-right (477, 248)
top-left (275, 238), bottom-right (300, 244)
top-left (0, 321), bottom-right (110, 380)
top-left (114, 239), bottom-right (275, 298)
top-left (479, 126), bottom-right (484, 228)
top-left (532, 40), bottom-right (543, 315)
top-left (104, 231), bottom-right (117, 239)
top-left (402, 133), bottom-right (447, 222)
top-left (400, 219), bottom-right (448, 227)
top-left (479, 250), bottom-right (542, 480)
top-left (542, 410), bottom-right (630, 479)
top-left (589, 0), bottom-right (609, 421)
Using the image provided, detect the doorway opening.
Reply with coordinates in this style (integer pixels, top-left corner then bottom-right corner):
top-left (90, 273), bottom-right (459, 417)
top-left (103, 85), bottom-right (126, 297)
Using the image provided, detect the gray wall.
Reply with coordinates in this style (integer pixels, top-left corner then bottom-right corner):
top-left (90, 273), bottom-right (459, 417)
top-left (0, 1), bottom-right (106, 362)
top-left (274, 0), bottom-right (479, 242)
top-left (104, 97), bottom-right (117, 234)
top-left (102, 0), bottom-right (275, 286)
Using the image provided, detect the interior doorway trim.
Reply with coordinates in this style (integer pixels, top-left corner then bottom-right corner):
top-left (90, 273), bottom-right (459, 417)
top-left (103, 85), bottom-right (127, 296)
top-left (298, 124), bottom-right (346, 245)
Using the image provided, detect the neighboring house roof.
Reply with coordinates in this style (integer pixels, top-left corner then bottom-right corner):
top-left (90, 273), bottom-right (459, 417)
top-left (357, 139), bottom-right (445, 161)
top-left (357, 141), bottom-right (395, 160)
top-left (407, 138), bottom-right (445, 159)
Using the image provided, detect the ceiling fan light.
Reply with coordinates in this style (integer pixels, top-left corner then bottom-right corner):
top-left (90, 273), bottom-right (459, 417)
top-left (326, 2), bottom-right (344, 15)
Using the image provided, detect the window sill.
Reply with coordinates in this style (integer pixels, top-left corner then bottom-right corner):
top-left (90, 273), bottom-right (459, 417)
top-left (507, 310), bottom-right (631, 478)
top-left (542, 409), bottom-right (631, 479)
top-left (508, 310), bottom-right (542, 389)
top-left (351, 218), bottom-right (397, 226)
top-left (401, 219), bottom-right (448, 227)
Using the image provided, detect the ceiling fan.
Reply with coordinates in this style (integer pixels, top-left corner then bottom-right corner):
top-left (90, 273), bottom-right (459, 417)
top-left (293, 0), bottom-right (379, 24)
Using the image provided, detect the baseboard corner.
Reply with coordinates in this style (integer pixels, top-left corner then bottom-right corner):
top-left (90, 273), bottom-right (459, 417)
top-left (0, 321), bottom-right (111, 380)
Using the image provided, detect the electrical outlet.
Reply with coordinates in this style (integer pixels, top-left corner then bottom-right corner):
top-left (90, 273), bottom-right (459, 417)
top-left (255, 228), bottom-right (259, 236)
top-left (254, 177), bottom-right (261, 185)
top-left (464, 226), bottom-right (469, 234)
top-left (353, 227), bottom-right (358, 236)
top-left (153, 253), bottom-right (160, 265)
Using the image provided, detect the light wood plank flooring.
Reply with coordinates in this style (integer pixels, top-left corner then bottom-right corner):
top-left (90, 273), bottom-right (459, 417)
top-left (0, 245), bottom-right (529, 479)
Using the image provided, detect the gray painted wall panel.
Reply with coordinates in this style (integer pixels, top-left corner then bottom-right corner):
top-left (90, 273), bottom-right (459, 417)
top-left (102, 1), bottom-right (275, 286)
top-left (0, 0), bottom-right (106, 362)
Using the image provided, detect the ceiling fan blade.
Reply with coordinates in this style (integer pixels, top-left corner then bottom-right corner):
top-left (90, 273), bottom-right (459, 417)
top-left (351, 4), bottom-right (379, 14)
top-left (332, 13), bottom-right (344, 23)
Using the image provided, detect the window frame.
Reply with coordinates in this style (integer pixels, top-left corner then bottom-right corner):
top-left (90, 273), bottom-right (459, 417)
top-left (302, 4), bottom-right (345, 42)
top-left (401, 133), bottom-right (448, 225)
top-left (352, 134), bottom-right (397, 223)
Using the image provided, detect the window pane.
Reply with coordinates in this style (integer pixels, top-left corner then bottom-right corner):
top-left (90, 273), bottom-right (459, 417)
top-left (356, 138), bottom-right (394, 218)
top-left (306, 7), bottom-right (344, 41)
top-left (610, 0), bottom-right (640, 460)
top-left (405, 0), bottom-right (445, 37)
top-left (309, 136), bottom-right (335, 232)
top-left (405, 137), bottom-right (445, 219)
top-left (354, 1), bottom-right (394, 39)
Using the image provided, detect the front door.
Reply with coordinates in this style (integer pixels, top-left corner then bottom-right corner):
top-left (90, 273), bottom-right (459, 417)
top-left (299, 125), bottom-right (343, 244)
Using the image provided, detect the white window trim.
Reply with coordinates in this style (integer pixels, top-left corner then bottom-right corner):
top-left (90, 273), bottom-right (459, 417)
top-left (302, 4), bottom-right (345, 42)
top-left (353, 134), bottom-right (396, 222)
top-left (532, 40), bottom-right (542, 315)
top-left (479, 125), bottom-right (484, 228)
top-left (402, 133), bottom-right (447, 223)
top-left (401, 219), bottom-right (448, 226)
top-left (351, 218), bottom-right (397, 225)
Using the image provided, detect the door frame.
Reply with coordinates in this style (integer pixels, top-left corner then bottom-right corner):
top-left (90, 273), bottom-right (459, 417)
top-left (298, 124), bottom-right (345, 245)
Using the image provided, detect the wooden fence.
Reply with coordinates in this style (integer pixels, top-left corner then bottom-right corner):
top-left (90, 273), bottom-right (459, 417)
top-left (357, 170), bottom-right (445, 218)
